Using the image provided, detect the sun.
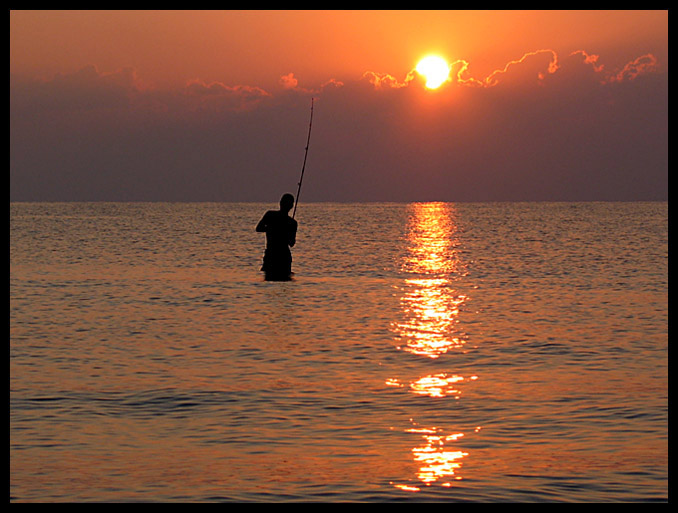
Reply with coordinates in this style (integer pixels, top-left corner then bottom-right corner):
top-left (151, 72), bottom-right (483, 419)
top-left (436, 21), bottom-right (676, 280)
top-left (415, 55), bottom-right (451, 89)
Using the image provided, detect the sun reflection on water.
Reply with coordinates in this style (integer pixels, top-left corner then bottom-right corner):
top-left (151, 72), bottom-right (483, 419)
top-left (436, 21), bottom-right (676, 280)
top-left (394, 202), bottom-right (467, 358)
top-left (390, 422), bottom-right (469, 491)
top-left (411, 429), bottom-right (467, 486)
top-left (389, 203), bottom-right (478, 492)
top-left (385, 374), bottom-right (478, 399)
top-left (410, 373), bottom-right (477, 399)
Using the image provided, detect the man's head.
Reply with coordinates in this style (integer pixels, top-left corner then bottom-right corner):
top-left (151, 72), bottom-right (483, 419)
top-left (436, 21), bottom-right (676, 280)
top-left (280, 193), bottom-right (295, 213)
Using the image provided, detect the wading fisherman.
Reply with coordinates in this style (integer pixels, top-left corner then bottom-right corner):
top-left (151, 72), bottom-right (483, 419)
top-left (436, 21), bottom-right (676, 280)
top-left (256, 98), bottom-right (313, 281)
top-left (256, 193), bottom-right (298, 280)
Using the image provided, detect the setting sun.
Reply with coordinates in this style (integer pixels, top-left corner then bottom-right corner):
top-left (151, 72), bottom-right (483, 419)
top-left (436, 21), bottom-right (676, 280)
top-left (416, 55), bottom-right (451, 89)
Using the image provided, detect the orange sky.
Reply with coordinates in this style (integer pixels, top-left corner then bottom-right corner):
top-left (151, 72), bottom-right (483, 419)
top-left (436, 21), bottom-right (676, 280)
top-left (9, 10), bottom-right (668, 202)
top-left (10, 10), bottom-right (667, 90)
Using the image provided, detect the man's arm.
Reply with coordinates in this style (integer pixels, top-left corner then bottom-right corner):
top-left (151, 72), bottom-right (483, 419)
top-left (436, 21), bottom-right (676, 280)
top-left (288, 220), bottom-right (297, 247)
top-left (256, 212), bottom-right (270, 232)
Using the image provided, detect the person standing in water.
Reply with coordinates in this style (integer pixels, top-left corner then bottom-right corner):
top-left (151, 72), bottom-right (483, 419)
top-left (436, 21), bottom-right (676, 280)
top-left (256, 193), bottom-right (298, 280)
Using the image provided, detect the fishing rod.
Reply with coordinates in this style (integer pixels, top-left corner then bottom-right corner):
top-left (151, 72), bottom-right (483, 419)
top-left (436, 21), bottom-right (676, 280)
top-left (292, 97), bottom-right (314, 219)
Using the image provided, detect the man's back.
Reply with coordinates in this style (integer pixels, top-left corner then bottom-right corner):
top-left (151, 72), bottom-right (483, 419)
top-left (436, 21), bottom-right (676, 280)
top-left (257, 210), bottom-right (297, 249)
top-left (256, 194), bottom-right (298, 280)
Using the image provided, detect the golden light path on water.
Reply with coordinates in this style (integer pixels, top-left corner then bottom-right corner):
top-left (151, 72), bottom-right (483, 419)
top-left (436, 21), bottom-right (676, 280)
top-left (395, 202), bottom-right (466, 359)
top-left (388, 202), bottom-right (478, 491)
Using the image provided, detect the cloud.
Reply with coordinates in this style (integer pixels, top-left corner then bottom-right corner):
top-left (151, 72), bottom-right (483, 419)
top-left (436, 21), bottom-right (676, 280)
top-left (609, 53), bottom-right (659, 82)
top-left (184, 78), bottom-right (271, 111)
top-left (10, 64), bottom-right (143, 113)
top-left (482, 49), bottom-right (560, 88)
top-left (361, 70), bottom-right (413, 90)
top-left (357, 48), bottom-right (658, 94)
top-left (279, 72), bottom-right (298, 89)
top-left (275, 72), bottom-right (344, 96)
top-left (10, 50), bottom-right (667, 202)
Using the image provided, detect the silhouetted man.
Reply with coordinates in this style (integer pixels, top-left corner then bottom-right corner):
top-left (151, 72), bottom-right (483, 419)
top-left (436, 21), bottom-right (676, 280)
top-left (256, 193), bottom-right (298, 280)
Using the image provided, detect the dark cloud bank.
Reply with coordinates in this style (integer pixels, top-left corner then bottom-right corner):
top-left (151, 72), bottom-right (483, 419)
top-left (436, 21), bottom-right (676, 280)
top-left (10, 50), bottom-right (667, 202)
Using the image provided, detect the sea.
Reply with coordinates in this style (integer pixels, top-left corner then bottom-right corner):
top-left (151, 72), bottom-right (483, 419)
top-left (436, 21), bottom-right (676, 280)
top-left (10, 201), bottom-right (668, 502)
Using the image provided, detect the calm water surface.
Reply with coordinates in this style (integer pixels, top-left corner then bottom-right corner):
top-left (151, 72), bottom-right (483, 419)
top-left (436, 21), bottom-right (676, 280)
top-left (10, 202), bottom-right (668, 502)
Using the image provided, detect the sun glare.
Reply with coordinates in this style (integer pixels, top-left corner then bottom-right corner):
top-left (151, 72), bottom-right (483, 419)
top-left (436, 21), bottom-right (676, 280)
top-left (416, 56), bottom-right (450, 89)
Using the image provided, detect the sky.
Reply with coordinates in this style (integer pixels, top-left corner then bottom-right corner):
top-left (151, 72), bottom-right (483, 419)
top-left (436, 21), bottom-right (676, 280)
top-left (10, 10), bottom-right (668, 202)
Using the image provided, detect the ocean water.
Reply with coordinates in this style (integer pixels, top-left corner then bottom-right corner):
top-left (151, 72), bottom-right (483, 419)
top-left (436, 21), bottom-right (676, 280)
top-left (10, 202), bottom-right (668, 502)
